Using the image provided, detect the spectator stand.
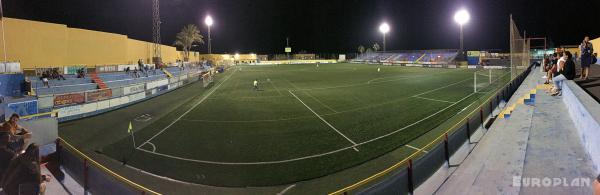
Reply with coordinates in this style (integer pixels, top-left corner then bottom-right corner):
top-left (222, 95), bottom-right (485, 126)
top-left (0, 63), bottom-right (207, 195)
top-left (353, 50), bottom-right (460, 67)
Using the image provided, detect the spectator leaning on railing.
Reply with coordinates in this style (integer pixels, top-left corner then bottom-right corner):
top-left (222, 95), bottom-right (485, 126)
top-left (0, 114), bottom-right (31, 154)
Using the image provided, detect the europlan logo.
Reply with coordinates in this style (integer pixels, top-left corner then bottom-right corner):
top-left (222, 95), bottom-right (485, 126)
top-left (513, 176), bottom-right (592, 187)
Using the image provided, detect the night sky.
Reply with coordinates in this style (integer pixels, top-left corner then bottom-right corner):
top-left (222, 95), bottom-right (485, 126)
top-left (4, 0), bottom-right (600, 54)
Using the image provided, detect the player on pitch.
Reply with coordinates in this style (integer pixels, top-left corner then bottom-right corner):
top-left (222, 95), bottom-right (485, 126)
top-left (253, 79), bottom-right (259, 91)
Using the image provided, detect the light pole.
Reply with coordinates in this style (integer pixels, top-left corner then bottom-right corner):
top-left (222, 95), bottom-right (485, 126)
top-left (454, 9), bottom-right (470, 56)
top-left (379, 22), bottom-right (390, 52)
top-left (205, 15), bottom-right (213, 54)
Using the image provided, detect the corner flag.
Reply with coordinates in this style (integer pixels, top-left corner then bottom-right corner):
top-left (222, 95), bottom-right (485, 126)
top-left (128, 122), bottom-right (133, 134)
top-left (128, 121), bottom-right (136, 148)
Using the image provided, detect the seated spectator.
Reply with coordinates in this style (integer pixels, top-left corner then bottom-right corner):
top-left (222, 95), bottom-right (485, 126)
top-left (0, 114), bottom-right (32, 154)
top-left (545, 53), bottom-right (559, 85)
top-left (551, 51), bottom-right (576, 96)
top-left (133, 68), bottom-right (139, 78)
top-left (1, 144), bottom-right (41, 195)
top-left (42, 77), bottom-right (49, 88)
top-left (0, 133), bottom-right (16, 180)
top-left (76, 68), bottom-right (86, 79)
top-left (51, 69), bottom-right (65, 80)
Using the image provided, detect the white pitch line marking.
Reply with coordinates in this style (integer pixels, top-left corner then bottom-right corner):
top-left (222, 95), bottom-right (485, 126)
top-left (412, 78), bottom-right (472, 97)
top-left (277, 184), bottom-right (296, 195)
top-left (289, 90), bottom-right (359, 152)
top-left (412, 96), bottom-right (456, 104)
top-left (137, 69), bottom-right (236, 149)
top-left (284, 79), bottom-right (339, 114)
top-left (147, 142), bottom-right (157, 152)
top-left (136, 92), bottom-right (479, 165)
top-left (405, 144), bottom-right (428, 153)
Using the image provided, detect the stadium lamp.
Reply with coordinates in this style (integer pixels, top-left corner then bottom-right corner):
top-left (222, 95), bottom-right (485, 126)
top-left (453, 10), bottom-right (470, 26)
top-left (379, 22), bottom-right (390, 51)
top-left (205, 15), bottom-right (214, 54)
top-left (454, 9), bottom-right (470, 56)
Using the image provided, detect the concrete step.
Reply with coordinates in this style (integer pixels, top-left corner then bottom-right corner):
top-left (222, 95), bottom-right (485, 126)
top-left (435, 104), bottom-right (534, 195)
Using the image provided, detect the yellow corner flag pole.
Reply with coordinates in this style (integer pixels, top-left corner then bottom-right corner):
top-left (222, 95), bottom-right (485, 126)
top-left (128, 122), bottom-right (136, 148)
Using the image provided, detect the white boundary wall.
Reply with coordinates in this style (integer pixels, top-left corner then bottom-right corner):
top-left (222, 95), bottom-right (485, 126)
top-left (562, 81), bottom-right (600, 172)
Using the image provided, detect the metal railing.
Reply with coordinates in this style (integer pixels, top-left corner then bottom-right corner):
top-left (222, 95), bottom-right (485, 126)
top-left (57, 138), bottom-right (161, 195)
top-left (330, 65), bottom-right (533, 194)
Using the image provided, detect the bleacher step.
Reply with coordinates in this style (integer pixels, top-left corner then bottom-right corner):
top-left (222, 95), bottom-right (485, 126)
top-left (90, 72), bottom-right (109, 89)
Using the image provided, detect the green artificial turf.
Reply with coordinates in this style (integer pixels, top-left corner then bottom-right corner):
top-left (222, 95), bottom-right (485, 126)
top-left (98, 63), bottom-right (511, 187)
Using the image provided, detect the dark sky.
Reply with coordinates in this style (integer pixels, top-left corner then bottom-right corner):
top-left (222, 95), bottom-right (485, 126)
top-left (4, 0), bottom-right (600, 54)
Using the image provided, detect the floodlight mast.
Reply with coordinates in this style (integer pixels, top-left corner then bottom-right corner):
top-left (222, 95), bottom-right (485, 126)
top-left (152, 0), bottom-right (161, 64)
top-left (379, 23), bottom-right (390, 52)
top-left (205, 15), bottom-right (213, 54)
top-left (454, 9), bottom-right (470, 53)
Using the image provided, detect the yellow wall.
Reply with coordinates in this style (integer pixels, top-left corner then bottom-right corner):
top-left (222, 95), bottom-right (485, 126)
top-left (592, 37), bottom-right (599, 55)
top-left (126, 39), bottom-right (153, 64)
top-left (67, 28), bottom-right (128, 65)
top-left (0, 17), bottom-right (183, 69)
top-left (1, 18), bottom-right (68, 68)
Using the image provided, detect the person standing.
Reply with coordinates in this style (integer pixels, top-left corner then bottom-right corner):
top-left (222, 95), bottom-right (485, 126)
top-left (253, 79), bottom-right (259, 91)
top-left (580, 36), bottom-right (594, 80)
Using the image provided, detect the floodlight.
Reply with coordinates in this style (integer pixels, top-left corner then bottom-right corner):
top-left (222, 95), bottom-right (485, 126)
top-left (454, 10), bottom-right (470, 26)
top-left (205, 15), bottom-right (214, 26)
top-left (379, 23), bottom-right (390, 34)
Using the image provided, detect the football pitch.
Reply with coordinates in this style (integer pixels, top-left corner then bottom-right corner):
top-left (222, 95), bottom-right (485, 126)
top-left (101, 63), bottom-right (512, 187)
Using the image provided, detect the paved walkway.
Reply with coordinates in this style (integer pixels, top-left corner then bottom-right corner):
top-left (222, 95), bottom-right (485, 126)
top-left (431, 67), bottom-right (596, 195)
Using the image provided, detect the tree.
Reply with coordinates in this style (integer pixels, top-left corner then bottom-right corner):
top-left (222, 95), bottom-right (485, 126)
top-left (373, 43), bottom-right (381, 52)
top-left (366, 48), bottom-right (373, 53)
top-left (358, 45), bottom-right (365, 54)
top-left (174, 24), bottom-right (204, 61)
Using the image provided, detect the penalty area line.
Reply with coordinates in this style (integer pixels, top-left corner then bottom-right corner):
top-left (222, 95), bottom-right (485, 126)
top-left (412, 96), bottom-right (456, 104)
top-left (136, 69), bottom-right (236, 149)
top-left (289, 90), bottom-right (359, 152)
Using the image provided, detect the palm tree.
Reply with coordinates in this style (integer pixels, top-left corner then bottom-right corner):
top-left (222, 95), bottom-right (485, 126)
top-left (358, 45), bottom-right (365, 54)
top-left (373, 43), bottom-right (381, 52)
top-left (174, 24), bottom-right (204, 61)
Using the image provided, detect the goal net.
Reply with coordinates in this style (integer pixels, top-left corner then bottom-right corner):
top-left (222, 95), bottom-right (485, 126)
top-left (473, 67), bottom-right (512, 93)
